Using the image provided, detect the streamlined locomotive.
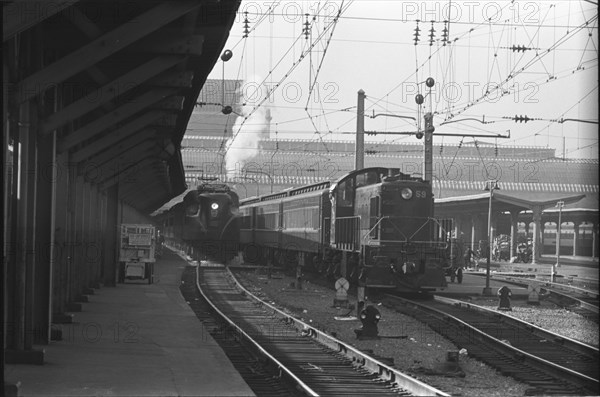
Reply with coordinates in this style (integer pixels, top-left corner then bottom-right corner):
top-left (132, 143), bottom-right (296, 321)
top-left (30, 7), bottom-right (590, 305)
top-left (160, 183), bottom-right (239, 261)
top-left (239, 167), bottom-right (448, 292)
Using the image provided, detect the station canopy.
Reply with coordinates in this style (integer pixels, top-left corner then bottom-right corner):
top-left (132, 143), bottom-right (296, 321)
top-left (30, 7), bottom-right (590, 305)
top-left (4, 0), bottom-right (241, 213)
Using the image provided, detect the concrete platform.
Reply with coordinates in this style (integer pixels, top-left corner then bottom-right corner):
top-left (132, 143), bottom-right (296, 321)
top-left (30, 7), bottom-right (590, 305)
top-left (437, 273), bottom-right (531, 298)
top-left (4, 249), bottom-right (255, 397)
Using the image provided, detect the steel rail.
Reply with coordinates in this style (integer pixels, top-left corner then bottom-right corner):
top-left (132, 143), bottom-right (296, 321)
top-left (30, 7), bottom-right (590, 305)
top-left (196, 264), bottom-right (450, 396)
top-left (434, 295), bottom-right (599, 361)
top-left (227, 267), bottom-right (451, 397)
top-left (386, 293), bottom-right (599, 395)
top-left (194, 264), bottom-right (320, 397)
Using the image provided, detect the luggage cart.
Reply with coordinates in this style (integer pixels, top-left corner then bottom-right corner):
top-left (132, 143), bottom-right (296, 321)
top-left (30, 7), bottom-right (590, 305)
top-left (118, 224), bottom-right (155, 284)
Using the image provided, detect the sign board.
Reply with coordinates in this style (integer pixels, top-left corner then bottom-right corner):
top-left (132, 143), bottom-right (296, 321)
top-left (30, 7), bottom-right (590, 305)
top-left (334, 277), bottom-right (349, 307)
top-left (129, 233), bottom-right (152, 246)
top-left (119, 224), bottom-right (155, 265)
top-left (527, 284), bottom-right (540, 305)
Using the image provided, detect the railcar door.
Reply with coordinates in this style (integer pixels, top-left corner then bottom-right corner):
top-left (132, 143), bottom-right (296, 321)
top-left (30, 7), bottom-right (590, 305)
top-left (369, 196), bottom-right (380, 239)
top-left (321, 191), bottom-right (331, 246)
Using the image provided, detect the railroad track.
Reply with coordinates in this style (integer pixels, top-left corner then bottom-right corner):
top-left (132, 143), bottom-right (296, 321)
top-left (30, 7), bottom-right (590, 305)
top-left (193, 263), bottom-right (450, 396)
top-left (384, 294), bottom-right (599, 396)
top-left (180, 266), bottom-right (299, 396)
top-left (536, 274), bottom-right (599, 291)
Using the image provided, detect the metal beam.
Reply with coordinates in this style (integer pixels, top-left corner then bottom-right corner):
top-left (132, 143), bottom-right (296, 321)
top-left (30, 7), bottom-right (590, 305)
top-left (134, 34), bottom-right (204, 55)
top-left (63, 2), bottom-right (103, 38)
top-left (58, 88), bottom-right (177, 152)
top-left (152, 71), bottom-right (194, 88)
top-left (151, 96), bottom-right (185, 111)
top-left (3, 1), bottom-right (79, 41)
top-left (15, 1), bottom-right (200, 103)
top-left (154, 114), bottom-right (179, 128)
top-left (99, 157), bottom-right (155, 190)
top-left (90, 142), bottom-right (156, 182)
top-left (41, 56), bottom-right (186, 134)
top-left (63, 5), bottom-right (126, 114)
top-left (120, 176), bottom-right (166, 201)
top-left (92, 146), bottom-right (156, 185)
top-left (74, 128), bottom-right (154, 165)
top-left (90, 141), bottom-right (156, 179)
top-left (68, 111), bottom-right (167, 161)
top-left (123, 170), bottom-right (170, 195)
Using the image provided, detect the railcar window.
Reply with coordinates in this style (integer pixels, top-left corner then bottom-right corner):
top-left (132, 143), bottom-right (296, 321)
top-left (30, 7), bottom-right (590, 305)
top-left (336, 179), bottom-right (354, 207)
top-left (256, 206), bottom-right (279, 229)
top-left (241, 215), bottom-right (251, 229)
top-left (263, 213), bottom-right (278, 229)
top-left (282, 207), bottom-right (319, 229)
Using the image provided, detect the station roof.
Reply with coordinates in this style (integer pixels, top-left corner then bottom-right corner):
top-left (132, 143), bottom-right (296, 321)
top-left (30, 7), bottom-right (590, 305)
top-left (434, 190), bottom-right (592, 217)
top-left (4, 0), bottom-right (241, 213)
top-left (181, 146), bottom-right (599, 186)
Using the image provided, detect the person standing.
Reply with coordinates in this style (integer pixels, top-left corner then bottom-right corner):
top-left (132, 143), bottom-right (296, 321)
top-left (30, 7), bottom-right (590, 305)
top-left (464, 247), bottom-right (474, 269)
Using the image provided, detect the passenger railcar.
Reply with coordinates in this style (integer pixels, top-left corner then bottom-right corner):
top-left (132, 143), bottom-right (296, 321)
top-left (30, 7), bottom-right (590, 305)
top-left (239, 167), bottom-right (448, 293)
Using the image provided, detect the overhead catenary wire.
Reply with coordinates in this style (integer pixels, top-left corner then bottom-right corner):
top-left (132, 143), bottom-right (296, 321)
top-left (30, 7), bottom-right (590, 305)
top-left (212, 1), bottom-right (596, 162)
top-left (225, 1), bottom-right (354, 158)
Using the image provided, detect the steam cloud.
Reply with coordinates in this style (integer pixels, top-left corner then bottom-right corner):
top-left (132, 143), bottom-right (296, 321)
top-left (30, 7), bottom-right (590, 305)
top-left (225, 76), bottom-right (270, 180)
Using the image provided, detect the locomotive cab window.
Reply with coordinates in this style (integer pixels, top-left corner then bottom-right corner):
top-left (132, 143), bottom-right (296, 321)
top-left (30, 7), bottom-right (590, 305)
top-left (355, 171), bottom-right (379, 187)
top-left (336, 179), bottom-right (355, 207)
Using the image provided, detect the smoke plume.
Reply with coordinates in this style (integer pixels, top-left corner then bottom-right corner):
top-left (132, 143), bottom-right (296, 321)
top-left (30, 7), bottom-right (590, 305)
top-left (225, 76), bottom-right (270, 180)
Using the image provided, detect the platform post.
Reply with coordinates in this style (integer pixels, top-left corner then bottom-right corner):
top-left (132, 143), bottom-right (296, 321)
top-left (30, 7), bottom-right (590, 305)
top-left (482, 180), bottom-right (498, 296)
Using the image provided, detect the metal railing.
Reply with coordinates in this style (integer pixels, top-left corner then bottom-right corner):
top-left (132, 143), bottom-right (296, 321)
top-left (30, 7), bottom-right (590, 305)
top-left (334, 216), bottom-right (360, 251)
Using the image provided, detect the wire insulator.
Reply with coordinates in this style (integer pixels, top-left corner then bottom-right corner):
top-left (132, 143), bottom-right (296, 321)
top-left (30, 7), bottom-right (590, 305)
top-left (413, 20), bottom-right (421, 46)
top-left (429, 21), bottom-right (435, 46)
top-left (303, 14), bottom-right (310, 40)
top-left (243, 12), bottom-right (250, 38)
top-left (511, 44), bottom-right (531, 52)
top-left (442, 21), bottom-right (449, 46)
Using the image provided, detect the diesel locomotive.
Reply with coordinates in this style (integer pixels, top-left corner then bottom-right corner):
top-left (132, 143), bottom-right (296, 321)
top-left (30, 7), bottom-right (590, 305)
top-left (239, 167), bottom-right (448, 293)
top-left (160, 183), bottom-right (240, 261)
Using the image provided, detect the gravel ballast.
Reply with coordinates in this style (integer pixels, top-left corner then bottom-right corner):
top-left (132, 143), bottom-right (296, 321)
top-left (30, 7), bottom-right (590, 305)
top-left (467, 297), bottom-right (599, 347)
top-left (233, 270), bottom-right (537, 397)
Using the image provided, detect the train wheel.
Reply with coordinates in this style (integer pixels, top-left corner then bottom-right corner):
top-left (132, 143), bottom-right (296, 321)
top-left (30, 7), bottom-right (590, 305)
top-left (457, 268), bottom-right (463, 284)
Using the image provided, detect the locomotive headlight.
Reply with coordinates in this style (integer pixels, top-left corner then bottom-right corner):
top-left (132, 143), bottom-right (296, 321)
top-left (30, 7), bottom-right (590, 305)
top-left (401, 188), bottom-right (413, 200)
top-left (210, 202), bottom-right (219, 210)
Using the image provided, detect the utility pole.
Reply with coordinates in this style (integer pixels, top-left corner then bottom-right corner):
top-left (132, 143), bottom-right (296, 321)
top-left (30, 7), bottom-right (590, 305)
top-left (355, 89), bottom-right (365, 170)
top-left (423, 112), bottom-right (434, 183)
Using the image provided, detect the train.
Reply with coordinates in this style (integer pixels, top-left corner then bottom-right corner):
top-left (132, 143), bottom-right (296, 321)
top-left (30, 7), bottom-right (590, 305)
top-left (238, 167), bottom-right (448, 293)
top-left (158, 182), bottom-right (240, 261)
